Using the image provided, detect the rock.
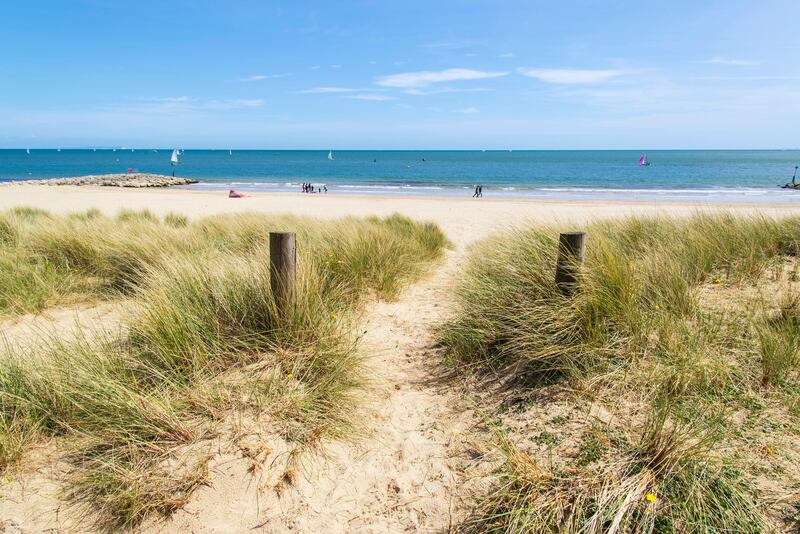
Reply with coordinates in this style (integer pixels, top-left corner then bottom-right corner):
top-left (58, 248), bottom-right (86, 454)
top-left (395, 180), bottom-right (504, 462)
top-left (2, 173), bottom-right (199, 188)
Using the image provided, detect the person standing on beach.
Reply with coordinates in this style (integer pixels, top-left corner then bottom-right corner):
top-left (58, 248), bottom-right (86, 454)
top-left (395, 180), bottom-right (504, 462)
top-left (479, 185), bottom-right (483, 197)
top-left (473, 185), bottom-right (480, 198)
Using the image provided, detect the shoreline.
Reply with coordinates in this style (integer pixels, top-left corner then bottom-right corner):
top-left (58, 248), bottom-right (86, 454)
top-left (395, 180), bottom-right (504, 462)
top-left (8, 182), bottom-right (800, 206)
top-left (6, 176), bottom-right (800, 204)
top-left (3, 184), bottom-right (800, 245)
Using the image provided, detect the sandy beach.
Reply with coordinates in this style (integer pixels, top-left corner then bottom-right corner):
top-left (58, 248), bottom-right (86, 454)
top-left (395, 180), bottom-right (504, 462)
top-left (3, 186), bottom-right (800, 533)
top-left (3, 185), bottom-right (800, 246)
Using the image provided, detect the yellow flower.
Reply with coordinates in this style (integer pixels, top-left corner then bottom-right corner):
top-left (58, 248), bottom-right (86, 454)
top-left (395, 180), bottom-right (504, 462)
top-left (331, 313), bottom-right (337, 319)
top-left (766, 446), bottom-right (774, 455)
top-left (645, 493), bottom-right (657, 502)
top-left (287, 373), bottom-right (293, 379)
top-left (713, 277), bottom-right (722, 284)
top-left (654, 304), bottom-right (661, 310)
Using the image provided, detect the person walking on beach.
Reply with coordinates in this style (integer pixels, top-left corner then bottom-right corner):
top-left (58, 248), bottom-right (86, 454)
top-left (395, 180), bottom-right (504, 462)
top-left (479, 185), bottom-right (483, 197)
top-left (473, 185), bottom-right (480, 198)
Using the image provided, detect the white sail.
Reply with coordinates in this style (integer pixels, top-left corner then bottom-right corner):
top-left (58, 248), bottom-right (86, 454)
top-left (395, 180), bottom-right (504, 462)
top-left (229, 149), bottom-right (232, 156)
top-left (170, 149), bottom-right (180, 165)
top-left (26, 148), bottom-right (30, 155)
top-left (328, 150), bottom-right (334, 161)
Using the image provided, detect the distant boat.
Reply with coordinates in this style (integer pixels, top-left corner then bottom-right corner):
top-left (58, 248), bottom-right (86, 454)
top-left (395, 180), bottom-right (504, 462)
top-left (57, 148), bottom-right (61, 152)
top-left (229, 149), bottom-right (233, 156)
top-left (328, 150), bottom-right (334, 161)
top-left (26, 148), bottom-right (30, 155)
top-left (639, 154), bottom-right (651, 166)
top-left (170, 149), bottom-right (180, 166)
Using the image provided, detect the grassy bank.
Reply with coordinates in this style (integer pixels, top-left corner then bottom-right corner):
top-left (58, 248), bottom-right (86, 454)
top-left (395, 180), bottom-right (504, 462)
top-left (0, 207), bottom-right (447, 316)
top-left (439, 214), bottom-right (800, 532)
top-left (0, 208), bottom-right (448, 529)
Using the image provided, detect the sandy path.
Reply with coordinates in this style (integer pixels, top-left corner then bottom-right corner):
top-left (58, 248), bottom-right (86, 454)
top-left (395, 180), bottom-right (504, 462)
top-left (157, 247), bottom-right (488, 533)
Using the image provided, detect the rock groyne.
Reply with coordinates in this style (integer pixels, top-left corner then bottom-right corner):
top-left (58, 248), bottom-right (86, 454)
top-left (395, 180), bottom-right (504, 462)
top-left (6, 173), bottom-right (198, 188)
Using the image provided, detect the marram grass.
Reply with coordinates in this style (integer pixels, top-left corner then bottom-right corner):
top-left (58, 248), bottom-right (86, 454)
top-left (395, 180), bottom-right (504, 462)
top-left (0, 209), bottom-right (446, 315)
top-left (440, 213), bottom-right (800, 532)
top-left (0, 208), bottom-right (448, 530)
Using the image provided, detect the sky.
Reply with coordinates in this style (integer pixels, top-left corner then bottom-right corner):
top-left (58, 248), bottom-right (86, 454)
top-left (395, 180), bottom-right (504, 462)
top-left (1, 0), bottom-right (799, 149)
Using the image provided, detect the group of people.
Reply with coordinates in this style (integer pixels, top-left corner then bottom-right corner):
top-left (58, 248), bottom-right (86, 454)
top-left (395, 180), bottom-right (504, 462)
top-left (302, 182), bottom-right (327, 193)
top-left (472, 185), bottom-right (483, 198)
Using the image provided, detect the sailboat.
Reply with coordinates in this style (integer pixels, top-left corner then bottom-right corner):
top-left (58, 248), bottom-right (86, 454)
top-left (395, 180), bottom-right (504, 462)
top-left (639, 154), bottom-right (651, 167)
top-left (229, 149), bottom-right (233, 156)
top-left (328, 150), bottom-right (334, 161)
top-left (26, 148), bottom-right (30, 155)
top-left (170, 149), bottom-right (180, 177)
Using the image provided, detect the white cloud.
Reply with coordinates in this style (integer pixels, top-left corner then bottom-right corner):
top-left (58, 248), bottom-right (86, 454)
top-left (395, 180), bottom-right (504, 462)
top-left (145, 96), bottom-right (191, 103)
top-left (204, 99), bottom-right (264, 109)
top-left (697, 57), bottom-right (760, 66)
top-left (311, 65), bottom-right (321, 70)
top-left (404, 87), bottom-right (492, 96)
top-left (454, 106), bottom-right (479, 114)
top-left (376, 68), bottom-right (508, 88)
top-left (238, 73), bottom-right (291, 82)
top-left (497, 53), bottom-right (515, 58)
top-left (300, 87), bottom-right (361, 94)
top-left (330, 64), bottom-right (342, 69)
top-left (345, 94), bottom-right (396, 101)
top-left (421, 40), bottom-right (479, 50)
top-left (517, 68), bottom-right (625, 84)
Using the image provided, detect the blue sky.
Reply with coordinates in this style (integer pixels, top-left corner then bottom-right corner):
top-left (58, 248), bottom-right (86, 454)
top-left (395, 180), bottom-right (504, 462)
top-left (1, 0), bottom-right (799, 149)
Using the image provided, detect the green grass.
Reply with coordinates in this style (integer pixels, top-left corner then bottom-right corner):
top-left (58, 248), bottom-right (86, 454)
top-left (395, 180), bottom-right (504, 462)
top-left (0, 208), bottom-right (448, 530)
top-left (0, 209), bottom-right (447, 316)
top-left (440, 213), bottom-right (800, 532)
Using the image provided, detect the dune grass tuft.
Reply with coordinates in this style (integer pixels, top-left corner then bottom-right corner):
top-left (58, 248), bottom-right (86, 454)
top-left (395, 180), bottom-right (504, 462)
top-left (0, 208), bottom-right (448, 529)
top-left (441, 213), bottom-right (800, 531)
top-left (0, 208), bottom-right (448, 316)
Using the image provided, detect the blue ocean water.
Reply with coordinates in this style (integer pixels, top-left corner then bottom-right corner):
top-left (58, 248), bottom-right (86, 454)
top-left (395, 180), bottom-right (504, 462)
top-left (1, 149), bottom-right (799, 202)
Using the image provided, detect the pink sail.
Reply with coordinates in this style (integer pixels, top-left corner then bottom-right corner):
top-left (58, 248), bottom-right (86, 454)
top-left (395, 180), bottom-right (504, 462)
top-left (639, 155), bottom-right (646, 165)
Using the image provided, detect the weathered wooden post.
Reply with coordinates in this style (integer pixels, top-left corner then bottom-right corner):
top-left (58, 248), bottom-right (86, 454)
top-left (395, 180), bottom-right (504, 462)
top-left (269, 232), bottom-right (296, 315)
top-left (555, 232), bottom-right (586, 295)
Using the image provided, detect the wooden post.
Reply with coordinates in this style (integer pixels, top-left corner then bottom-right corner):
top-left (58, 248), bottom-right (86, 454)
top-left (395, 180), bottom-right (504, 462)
top-left (270, 232), bottom-right (296, 315)
top-left (555, 232), bottom-right (586, 294)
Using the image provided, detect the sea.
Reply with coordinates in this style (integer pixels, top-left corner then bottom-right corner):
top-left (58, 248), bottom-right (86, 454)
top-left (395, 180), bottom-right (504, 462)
top-left (2, 149), bottom-right (799, 203)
